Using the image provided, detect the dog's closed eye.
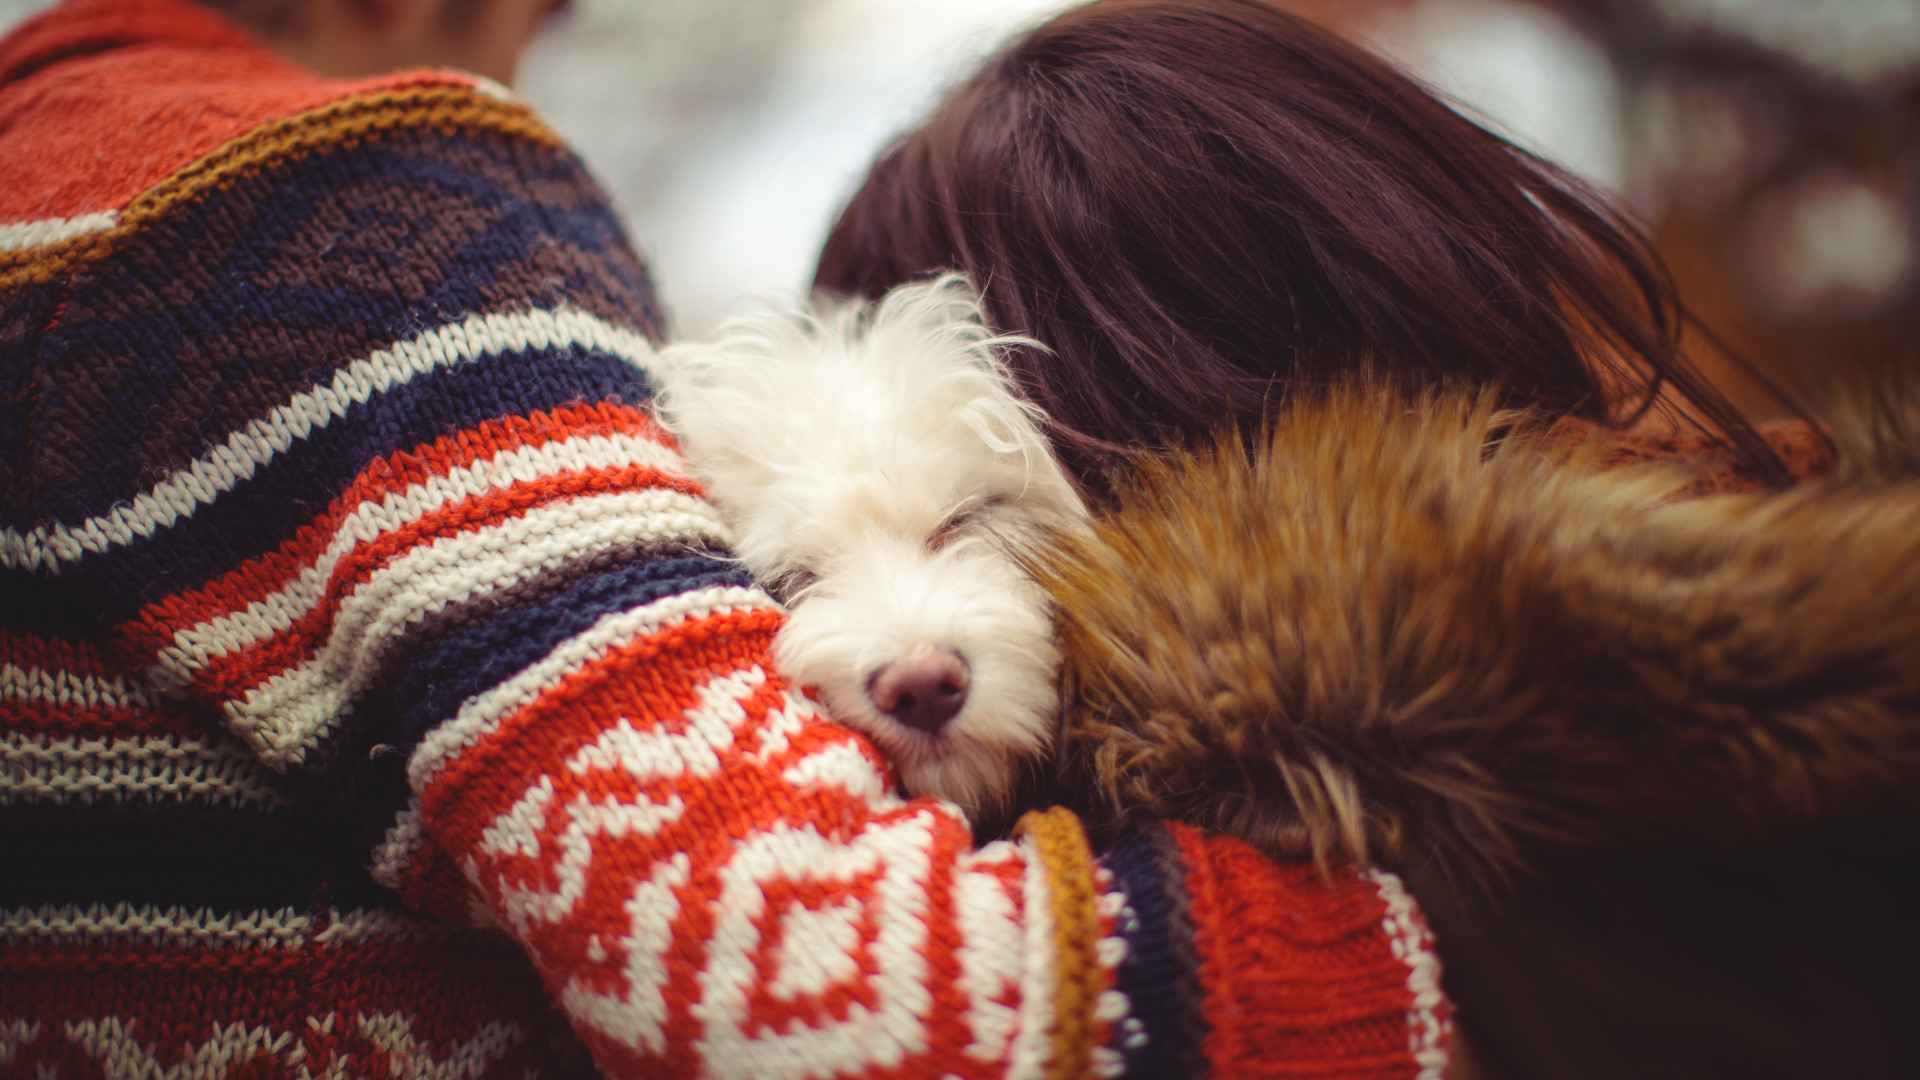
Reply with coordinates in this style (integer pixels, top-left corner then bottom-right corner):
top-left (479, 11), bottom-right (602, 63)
top-left (929, 496), bottom-right (1007, 551)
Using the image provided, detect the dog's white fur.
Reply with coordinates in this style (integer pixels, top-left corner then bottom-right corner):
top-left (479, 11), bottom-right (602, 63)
top-left (649, 275), bottom-right (1086, 815)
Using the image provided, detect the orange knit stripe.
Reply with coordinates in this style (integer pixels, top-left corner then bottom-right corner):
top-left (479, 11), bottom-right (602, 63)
top-left (119, 403), bottom-right (682, 659)
top-left (1015, 806), bottom-right (1102, 1080)
top-left (0, 86), bottom-right (562, 289)
top-left (175, 464), bottom-right (700, 703)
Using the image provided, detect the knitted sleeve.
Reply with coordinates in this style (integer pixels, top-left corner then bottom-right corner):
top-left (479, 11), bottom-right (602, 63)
top-left (0, 82), bottom-right (1446, 1078)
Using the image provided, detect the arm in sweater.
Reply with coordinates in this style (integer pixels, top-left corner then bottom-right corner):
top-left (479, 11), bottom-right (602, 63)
top-left (0, 67), bottom-right (1445, 1078)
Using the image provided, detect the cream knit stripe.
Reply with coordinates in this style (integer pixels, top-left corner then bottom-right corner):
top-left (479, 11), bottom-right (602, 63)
top-left (1, 662), bottom-right (160, 712)
top-left (1091, 875), bottom-right (1133, 1080)
top-left (311, 907), bottom-right (473, 947)
top-left (156, 431), bottom-right (698, 677)
top-left (1097, 883), bottom-right (1152, 1064)
top-left (214, 489), bottom-right (731, 768)
top-left (408, 584), bottom-right (779, 793)
top-left (51, 1015), bottom-right (524, 1078)
top-left (0, 1021), bottom-right (41, 1066)
top-left (355, 1014), bottom-right (524, 1078)
top-left (0, 210), bottom-right (118, 251)
top-left (1368, 868), bottom-right (1450, 1079)
top-left (0, 305), bottom-right (657, 572)
top-left (64, 1017), bottom-right (297, 1077)
top-left (0, 902), bottom-right (309, 951)
top-left (1007, 834), bottom-right (1061, 1080)
top-left (954, 852), bottom-right (1026, 1064)
top-left (0, 732), bottom-right (284, 808)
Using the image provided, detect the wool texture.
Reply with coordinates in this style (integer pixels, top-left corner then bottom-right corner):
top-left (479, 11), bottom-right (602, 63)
top-left (1031, 378), bottom-right (1920, 882)
top-left (0, 2), bottom-right (1449, 1076)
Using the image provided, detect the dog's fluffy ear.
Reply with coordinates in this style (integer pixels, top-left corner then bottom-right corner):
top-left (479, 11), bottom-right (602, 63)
top-left (649, 274), bottom-right (1082, 532)
top-left (646, 307), bottom-right (807, 485)
top-left (848, 274), bottom-right (1079, 512)
top-left (643, 289), bottom-right (854, 557)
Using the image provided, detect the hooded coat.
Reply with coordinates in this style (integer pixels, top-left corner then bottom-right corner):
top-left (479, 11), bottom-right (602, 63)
top-left (1029, 376), bottom-right (1920, 1078)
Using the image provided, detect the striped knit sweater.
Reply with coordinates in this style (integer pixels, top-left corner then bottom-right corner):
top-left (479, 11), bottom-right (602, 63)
top-left (0, 2), bottom-right (1450, 1076)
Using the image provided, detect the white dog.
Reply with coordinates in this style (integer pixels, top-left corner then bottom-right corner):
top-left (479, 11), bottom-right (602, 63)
top-left (649, 275), bottom-right (1085, 817)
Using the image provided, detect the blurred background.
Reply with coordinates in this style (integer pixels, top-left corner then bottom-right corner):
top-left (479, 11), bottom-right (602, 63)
top-left (2, 0), bottom-right (1914, 410)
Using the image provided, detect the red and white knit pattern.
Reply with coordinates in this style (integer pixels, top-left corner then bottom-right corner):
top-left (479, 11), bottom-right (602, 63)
top-left (398, 607), bottom-right (1111, 1077)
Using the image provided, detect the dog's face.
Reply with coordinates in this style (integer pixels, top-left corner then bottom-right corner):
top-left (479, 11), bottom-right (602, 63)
top-left (651, 276), bottom-right (1086, 816)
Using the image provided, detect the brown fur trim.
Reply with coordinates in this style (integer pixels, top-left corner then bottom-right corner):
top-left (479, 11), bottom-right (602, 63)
top-left (1822, 361), bottom-right (1920, 485)
top-left (1029, 379), bottom-right (1920, 882)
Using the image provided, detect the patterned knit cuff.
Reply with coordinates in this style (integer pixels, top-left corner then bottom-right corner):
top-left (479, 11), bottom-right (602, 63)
top-left (1013, 806), bottom-right (1106, 1080)
top-left (1127, 822), bottom-right (1450, 1078)
top-left (1097, 826), bottom-right (1211, 1078)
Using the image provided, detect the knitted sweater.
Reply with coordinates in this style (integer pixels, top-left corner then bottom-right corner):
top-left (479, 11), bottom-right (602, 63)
top-left (0, 3), bottom-right (1450, 1077)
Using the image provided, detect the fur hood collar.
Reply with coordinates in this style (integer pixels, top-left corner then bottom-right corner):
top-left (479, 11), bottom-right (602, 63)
top-left (1030, 379), bottom-right (1920, 881)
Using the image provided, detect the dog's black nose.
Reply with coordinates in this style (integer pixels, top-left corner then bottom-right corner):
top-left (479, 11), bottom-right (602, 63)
top-left (868, 646), bottom-right (970, 734)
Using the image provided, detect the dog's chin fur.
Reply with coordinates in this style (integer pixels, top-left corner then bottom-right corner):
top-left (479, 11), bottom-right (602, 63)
top-left (649, 274), bottom-right (1086, 818)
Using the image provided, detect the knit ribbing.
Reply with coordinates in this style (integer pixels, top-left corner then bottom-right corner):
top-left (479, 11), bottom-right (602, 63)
top-left (1170, 823), bottom-right (1445, 1077)
top-left (1014, 806), bottom-right (1104, 1080)
top-left (1101, 827), bottom-right (1211, 1078)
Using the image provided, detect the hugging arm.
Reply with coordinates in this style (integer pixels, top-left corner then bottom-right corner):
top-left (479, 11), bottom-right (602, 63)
top-left (4, 91), bottom-right (1446, 1077)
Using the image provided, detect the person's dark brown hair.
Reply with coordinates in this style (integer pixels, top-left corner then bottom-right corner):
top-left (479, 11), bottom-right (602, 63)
top-left (815, 0), bottom-right (1792, 494)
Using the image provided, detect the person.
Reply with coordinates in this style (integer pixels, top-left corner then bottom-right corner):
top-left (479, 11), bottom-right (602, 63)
top-left (0, 1), bottom-right (1457, 1076)
top-left (815, 0), bottom-right (1828, 498)
top-left (814, 1), bottom-right (1915, 1077)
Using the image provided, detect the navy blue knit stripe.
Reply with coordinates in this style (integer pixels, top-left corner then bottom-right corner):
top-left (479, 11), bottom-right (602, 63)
top-left (0, 277), bottom-right (61, 531)
top-left (304, 551), bottom-right (750, 844)
top-left (0, 345), bottom-right (655, 636)
top-left (28, 128), bottom-right (658, 527)
top-left (369, 554), bottom-right (754, 755)
top-left (1103, 827), bottom-right (1211, 1080)
top-left (43, 140), bottom-right (641, 369)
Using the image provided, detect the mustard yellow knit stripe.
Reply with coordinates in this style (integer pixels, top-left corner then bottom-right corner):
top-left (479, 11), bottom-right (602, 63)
top-left (1016, 805), bottom-right (1104, 1080)
top-left (0, 86), bottom-right (564, 290)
